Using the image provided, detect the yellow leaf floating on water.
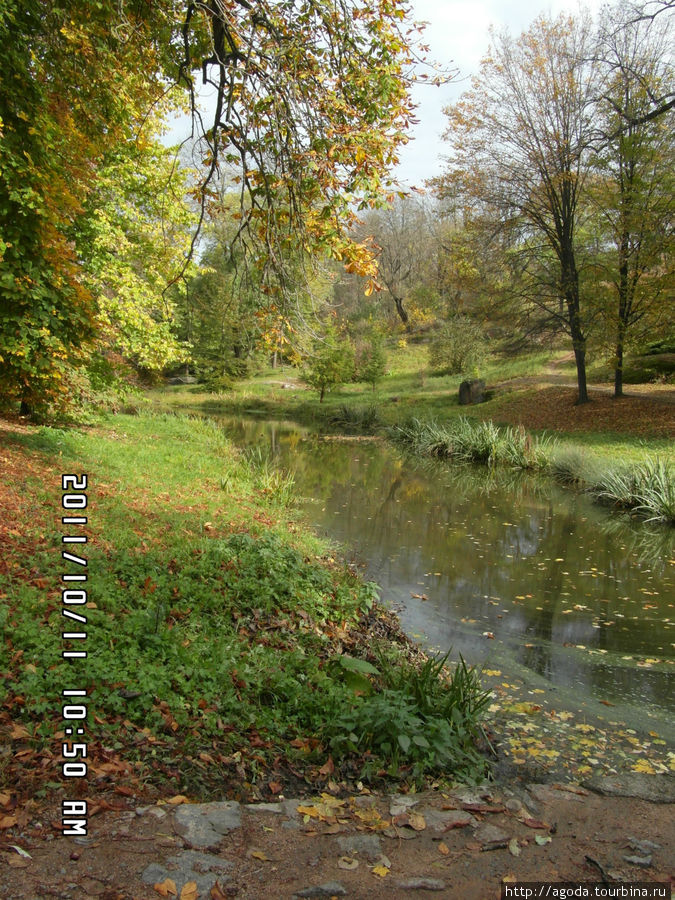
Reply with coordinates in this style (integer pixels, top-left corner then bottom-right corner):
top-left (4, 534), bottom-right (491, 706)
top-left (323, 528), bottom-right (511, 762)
top-left (483, 669), bottom-right (501, 676)
top-left (632, 759), bottom-right (656, 774)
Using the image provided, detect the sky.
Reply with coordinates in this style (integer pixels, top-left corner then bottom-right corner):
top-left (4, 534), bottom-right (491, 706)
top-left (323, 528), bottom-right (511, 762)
top-left (166, 0), bottom-right (606, 188)
top-left (397, 0), bottom-right (605, 187)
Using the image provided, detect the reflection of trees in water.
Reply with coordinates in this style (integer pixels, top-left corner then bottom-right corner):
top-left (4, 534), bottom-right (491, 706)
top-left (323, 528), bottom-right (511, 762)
top-left (213, 417), bottom-right (672, 697)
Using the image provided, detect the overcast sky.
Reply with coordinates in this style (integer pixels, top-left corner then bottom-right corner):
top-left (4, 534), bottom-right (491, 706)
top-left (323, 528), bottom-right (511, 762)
top-left (398, 0), bottom-right (605, 187)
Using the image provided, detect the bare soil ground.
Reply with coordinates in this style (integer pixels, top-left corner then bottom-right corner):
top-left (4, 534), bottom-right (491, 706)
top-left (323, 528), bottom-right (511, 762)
top-left (2, 780), bottom-right (673, 900)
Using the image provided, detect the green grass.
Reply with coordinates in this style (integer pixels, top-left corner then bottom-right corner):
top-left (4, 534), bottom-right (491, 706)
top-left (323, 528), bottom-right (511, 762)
top-left (0, 411), bottom-right (490, 800)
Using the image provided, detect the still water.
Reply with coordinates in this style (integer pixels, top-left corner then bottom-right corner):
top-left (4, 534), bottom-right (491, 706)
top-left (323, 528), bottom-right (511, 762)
top-left (219, 416), bottom-right (674, 735)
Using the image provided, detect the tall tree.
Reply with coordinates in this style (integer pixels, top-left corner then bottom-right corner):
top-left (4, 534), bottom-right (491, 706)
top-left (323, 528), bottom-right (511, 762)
top-left (1, 0), bottom-right (427, 414)
top-left (439, 14), bottom-right (598, 403)
top-left (591, 3), bottom-right (674, 395)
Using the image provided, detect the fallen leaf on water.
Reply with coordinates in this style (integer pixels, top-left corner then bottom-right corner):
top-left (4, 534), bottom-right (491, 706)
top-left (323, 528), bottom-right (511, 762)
top-left (508, 838), bottom-right (521, 857)
top-left (180, 883), bottom-right (198, 900)
top-left (338, 856), bottom-right (359, 870)
top-left (153, 879), bottom-right (177, 897)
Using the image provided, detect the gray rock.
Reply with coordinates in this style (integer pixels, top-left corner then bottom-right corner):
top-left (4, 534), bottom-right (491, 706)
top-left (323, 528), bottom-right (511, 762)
top-left (293, 881), bottom-right (348, 898)
top-left (246, 802), bottom-right (285, 814)
top-left (628, 837), bottom-right (661, 853)
top-left (422, 808), bottom-right (476, 832)
top-left (142, 850), bottom-right (233, 895)
top-left (396, 878), bottom-right (446, 891)
top-left (174, 801), bottom-right (241, 849)
top-left (336, 834), bottom-right (382, 861)
top-left (474, 824), bottom-right (510, 849)
top-left (623, 854), bottom-right (653, 868)
top-left (389, 794), bottom-right (420, 817)
top-left (582, 774), bottom-right (675, 804)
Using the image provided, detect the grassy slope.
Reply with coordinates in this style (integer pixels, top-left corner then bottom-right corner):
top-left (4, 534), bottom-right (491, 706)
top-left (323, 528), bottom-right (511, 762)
top-left (0, 413), bottom-right (488, 804)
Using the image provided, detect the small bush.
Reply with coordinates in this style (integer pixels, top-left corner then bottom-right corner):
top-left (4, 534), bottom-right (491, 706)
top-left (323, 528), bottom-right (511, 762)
top-left (428, 317), bottom-right (489, 376)
top-left (327, 652), bottom-right (490, 783)
top-left (589, 457), bottom-right (675, 524)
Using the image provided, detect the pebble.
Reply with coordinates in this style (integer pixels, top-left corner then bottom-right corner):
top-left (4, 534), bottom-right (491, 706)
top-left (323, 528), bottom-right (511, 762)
top-left (623, 854), bottom-right (653, 868)
top-left (293, 881), bottom-right (348, 898)
top-left (396, 877), bottom-right (446, 891)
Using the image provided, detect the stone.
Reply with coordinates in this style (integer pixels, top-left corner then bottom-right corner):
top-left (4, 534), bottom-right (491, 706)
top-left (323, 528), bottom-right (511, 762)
top-left (142, 851), bottom-right (233, 896)
top-left (474, 824), bottom-right (509, 849)
top-left (174, 801), bottom-right (241, 849)
top-left (628, 837), bottom-right (661, 854)
top-left (336, 834), bottom-right (382, 861)
top-left (422, 808), bottom-right (476, 832)
top-left (246, 802), bottom-right (285, 814)
top-left (582, 774), bottom-right (675, 804)
top-left (293, 881), bottom-right (348, 898)
top-left (458, 379), bottom-right (486, 405)
top-left (395, 877), bottom-right (446, 891)
top-left (623, 855), bottom-right (653, 868)
top-left (389, 794), bottom-right (420, 817)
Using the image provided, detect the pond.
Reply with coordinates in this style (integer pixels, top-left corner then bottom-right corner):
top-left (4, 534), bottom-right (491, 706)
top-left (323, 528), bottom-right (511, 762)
top-left (218, 416), bottom-right (674, 744)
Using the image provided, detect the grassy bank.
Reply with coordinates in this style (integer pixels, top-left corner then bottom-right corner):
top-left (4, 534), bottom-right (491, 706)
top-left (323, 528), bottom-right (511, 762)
top-left (149, 344), bottom-right (674, 524)
top-left (0, 413), bottom-right (489, 804)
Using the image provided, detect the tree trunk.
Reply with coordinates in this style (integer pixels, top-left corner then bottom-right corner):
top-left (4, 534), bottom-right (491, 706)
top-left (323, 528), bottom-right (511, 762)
top-left (573, 343), bottom-right (589, 405)
top-left (319, 384), bottom-right (325, 402)
top-left (614, 341), bottom-right (624, 398)
top-left (271, 350), bottom-right (277, 369)
top-left (19, 399), bottom-right (32, 417)
top-left (392, 293), bottom-right (410, 330)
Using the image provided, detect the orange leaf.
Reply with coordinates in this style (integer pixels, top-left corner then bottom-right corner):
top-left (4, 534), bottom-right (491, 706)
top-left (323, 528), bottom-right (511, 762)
top-left (180, 883), bottom-right (198, 900)
top-left (0, 815), bottom-right (18, 829)
top-left (154, 879), bottom-right (177, 897)
top-left (166, 795), bottom-right (189, 805)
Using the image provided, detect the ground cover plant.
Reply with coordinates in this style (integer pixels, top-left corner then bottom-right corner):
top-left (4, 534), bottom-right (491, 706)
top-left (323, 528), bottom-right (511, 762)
top-left (0, 413), bottom-right (490, 806)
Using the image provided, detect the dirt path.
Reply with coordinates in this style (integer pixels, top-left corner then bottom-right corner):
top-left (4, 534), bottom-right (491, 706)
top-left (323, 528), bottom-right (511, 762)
top-left (3, 777), bottom-right (672, 900)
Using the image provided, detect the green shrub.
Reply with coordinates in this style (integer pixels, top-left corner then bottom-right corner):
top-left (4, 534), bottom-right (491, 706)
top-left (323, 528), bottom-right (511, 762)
top-left (428, 316), bottom-right (489, 376)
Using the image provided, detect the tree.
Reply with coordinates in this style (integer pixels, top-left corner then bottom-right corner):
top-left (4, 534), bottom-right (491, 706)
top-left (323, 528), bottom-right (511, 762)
top-left (303, 324), bottom-right (355, 401)
top-left (76, 116), bottom-right (195, 377)
top-left (439, 14), bottom-right (598, 403)
top-left (357, 328), bottom-right (387, 389)
top-left (591, 3), bottom-right (674, 395)
top-left (1, 0), bottom-right (428, 414)
top-left (0, 0), bottom-right (186, 414)
top-left (359, 197), bottom-right (431, 329)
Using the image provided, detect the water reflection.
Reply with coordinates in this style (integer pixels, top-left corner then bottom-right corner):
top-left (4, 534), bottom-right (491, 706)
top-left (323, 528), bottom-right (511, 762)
top-left (217, 417), bottom-right (674, 718)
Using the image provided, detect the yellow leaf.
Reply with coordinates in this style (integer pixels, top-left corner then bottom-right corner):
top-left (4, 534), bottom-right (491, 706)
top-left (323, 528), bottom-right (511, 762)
top-left (153, 879), bottom-right (177, 897)
top-left (249, 850), bottom-right (269, 861)
top-left (166, 795), bottom-right (189, 805)
top-left (408, 812), bottom-right (426, 831)
top-left (180, 883), bottom-right (199, 900)
top-left (372, 864), bottom-right (389, 877)
top-left (438, 841), bottom-right (450, 855)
